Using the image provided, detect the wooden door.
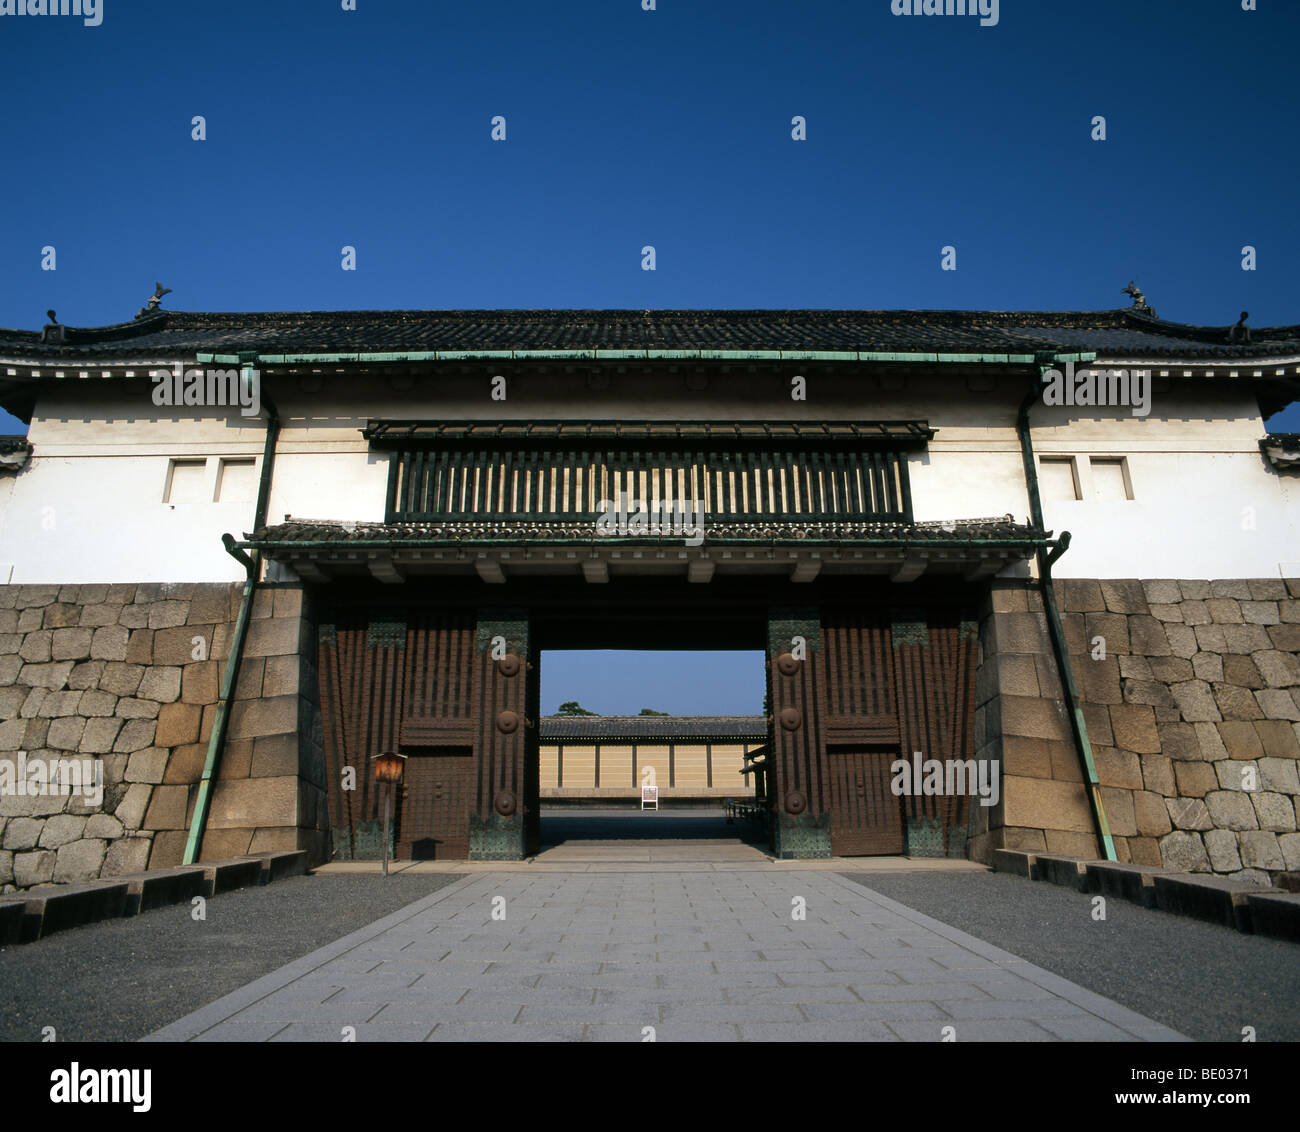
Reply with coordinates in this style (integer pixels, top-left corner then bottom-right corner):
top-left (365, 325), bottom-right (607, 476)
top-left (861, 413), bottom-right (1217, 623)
top-left (828, 748), bottom-right (903, 856)
top-left (396, 750), bottom-right (473, 859)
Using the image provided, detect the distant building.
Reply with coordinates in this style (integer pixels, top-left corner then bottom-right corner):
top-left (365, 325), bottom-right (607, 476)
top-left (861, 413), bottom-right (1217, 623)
top-left (539, 715), bottom-right (767, 801)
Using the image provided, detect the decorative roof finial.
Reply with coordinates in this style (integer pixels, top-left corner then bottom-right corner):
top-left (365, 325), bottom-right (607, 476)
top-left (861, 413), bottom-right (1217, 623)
top-left (40, 310), bottom-right (64, 344)
top-left (137, 281), bottom-right (173, 319)
top-left (1122, 280), bottom-right (1155, 319)
top-left (1228, 311), bottom-right (1251, 345)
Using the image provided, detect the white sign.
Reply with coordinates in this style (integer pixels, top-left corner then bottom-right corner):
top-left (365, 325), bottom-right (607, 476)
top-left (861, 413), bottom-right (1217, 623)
top-left (641, 785), bottom-right (658, 810)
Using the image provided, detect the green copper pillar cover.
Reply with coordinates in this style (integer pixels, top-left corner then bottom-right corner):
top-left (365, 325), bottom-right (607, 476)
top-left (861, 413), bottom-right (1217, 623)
top-left (772, 812), bottom-right (832, 860)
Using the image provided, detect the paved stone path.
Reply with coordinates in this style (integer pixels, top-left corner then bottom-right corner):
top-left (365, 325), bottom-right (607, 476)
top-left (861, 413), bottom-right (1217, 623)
top-left (144, 869), bottom-right (1187, 1042)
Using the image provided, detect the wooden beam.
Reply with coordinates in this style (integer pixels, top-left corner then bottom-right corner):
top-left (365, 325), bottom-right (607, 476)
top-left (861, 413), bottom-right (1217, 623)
top-left (475, 556), bottom-right (506, 584)
top-left (890, 555), bottom-right (928, 583)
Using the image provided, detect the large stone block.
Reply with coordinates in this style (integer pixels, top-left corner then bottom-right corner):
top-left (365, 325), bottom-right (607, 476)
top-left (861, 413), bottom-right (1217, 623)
top-left (102, 836), bottom-right (153, 877)
top-left (90, 626), bottom-right (130, 661)
top-left (1216, 720), bottom-right (1262, 760)
top-left (99, 662), bottom-right (144, 697)
top-left (13, 848), bottom-right (56, 887)
top-left (1203, 828), bottom-right (1242, 872)
top-left (79, 716), bottom-right (124, 754)
top-left (36, 690), bottom-right (82, 718)
top-left (66, 661), bottom-right (105, 690)
top-left (1133, 790), bottom-right (1172, 836)
top-left (1205, 790), bottom-right (1259, 830)
top-left (143, 785), bottom-right (191, 831)
top-left (114, 783), bottom-right (152, 830)
top-left (1222, 654), bottom-right (1264, 689)
top-left (1191, 652), bottom-right (1224, 683)
top-left (227, 695), bottom-right (299, 742)
top-left (148, 601), bottom-right (191, 630)
top-left (1171, 681), bottom-right (1222, 723)
top-left (1128, 616), bottom-right (1171, 656)
top-left (50, 628), bottom-right (93, 661)
top-left (206, 775), bottom-right (298, 829)
top-left (38, 813), bottom-right (86, 849)
top-left (271, 586), bottom-right (305, 619)
top-left (1257, 756), bottom-right (1300, 794)
top-left (1251, 792), bottom-right (1296, 833)
top-left (1238, 830), bottom-right (1284, 871)
top-left (1042, 830), bottom-right (1100, 858)
top-left (17, 661), bottom-right (75, 690)
top-left (1167, 797), bottom-right (1213, 831)
top-left (1158, 831), bottom-right (1209, 872)
top-left (115, 698), bottom-right (160, 721)
top-left (1268, 623), bottom-right (1300, 650)
top-left (1000, 736), bottom-right (1052, 779)
top-left (1004, 775), bottom-right (1094, 833)
top-left (1156, 721), bottom-right (1202, 761)
top-left (1140, 752), bottom-right (1174, 796)
top-left (2, 816), bottom-right (42, 850)
top-left (1142, 579), bottom-right (1182, 606)
top-left (1164, 624), bottom-right (1198, 660)
top-left (1173, 761), bottom-right (1218, 797)
top-left (78, 603), bottom-right (123, 629)
top-left (47, 717), bottom-right (86, 751)
top-left (994, 612), bottom-right (1052, 655)
top-left (1256, 689), bottom-right (1300, 721)
top-left (1100, 580), bottom-right (1146, 615)
top-left (153, 625), bottom-right (210, 666)
top-left (137, 667), bottom-right (182, 704)
top-left (1108, 703), bottom-right (1159, 754)
top-left (244, 617), bottom-right (306, 659)
top-left (1098, 787), bottom-right (1137, 836)
top-left (1241, 601), bottom-right (1280, 626)
top-left (19, 631), bottom-right (52, 663)
top-left (250, 732), bottom-right (299, 779)
top-left (52, 838), bottom-right (107, 882)
top-left (1213, 683), bottom-right (1264, 721)
top-left (1206, 598), bottom-right (1244, 625)
top-left (1122, 679), bottom-right (1178, 710)
top-left (181, 661), bottom-right (220, 705)
top-left (155, 702), bottom-right (201, 748)
top-left (1252, 650), bottom-right (1300, 688)
top-left (125, 747), bottom-right (169, 784)
top-left (188, 584), bottom-right (233, 625)
top-left (1080, 655), bottom-right (1122, 704)
top-left (1092, 747), bottom-right (1142, 790)
top-left (1222, 624), bottom-right (1271, 653)
top-left (112, 718), bottom-right (156, 754)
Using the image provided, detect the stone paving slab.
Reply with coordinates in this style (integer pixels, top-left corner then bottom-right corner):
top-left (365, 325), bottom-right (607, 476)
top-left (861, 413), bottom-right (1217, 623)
top-left (143, 870), bottom-right (1189, 1043)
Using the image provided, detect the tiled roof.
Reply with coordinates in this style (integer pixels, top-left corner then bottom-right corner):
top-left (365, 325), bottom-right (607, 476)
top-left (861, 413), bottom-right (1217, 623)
top-left (246, 515), bottom-right (1044, 546)
top-left (540, 715), bottom-right (767, 741)
top-left (2, 307), bottom-right (1298, 360)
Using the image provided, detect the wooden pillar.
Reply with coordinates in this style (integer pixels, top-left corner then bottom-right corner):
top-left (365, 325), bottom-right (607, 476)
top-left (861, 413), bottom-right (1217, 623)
top-left (469, 609), bottom-right (533, 860)
top-left (766, 607), bottom-right (831, 859)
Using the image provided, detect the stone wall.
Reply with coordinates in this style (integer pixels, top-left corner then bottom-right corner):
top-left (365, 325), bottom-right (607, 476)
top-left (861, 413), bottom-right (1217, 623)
top-left (0, 582), bottom-right (326, 892)
top-left (969, 577), bottom-right (1300, 885)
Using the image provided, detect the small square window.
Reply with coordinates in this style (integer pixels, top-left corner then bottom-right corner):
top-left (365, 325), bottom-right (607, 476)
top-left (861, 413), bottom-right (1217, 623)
top-left (1090, 457), bottom-right (1133, 501)
top-left (216, 457), bottom-right (257, 502)
top-left (164, 459), bottom-right (207, 504)
top-left (1039, 456), bottom-right (1080, 501)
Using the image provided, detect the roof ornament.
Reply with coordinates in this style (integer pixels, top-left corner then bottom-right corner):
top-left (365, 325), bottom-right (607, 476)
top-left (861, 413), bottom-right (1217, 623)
top-left (40, 309), bottom-right (64, 345)
top-left (1228, 311), bottom-right (1251, 345)
top-left (136, 281), bottom-right (173, 319)
top-left (1122, 280), bottom-right (1156, 318)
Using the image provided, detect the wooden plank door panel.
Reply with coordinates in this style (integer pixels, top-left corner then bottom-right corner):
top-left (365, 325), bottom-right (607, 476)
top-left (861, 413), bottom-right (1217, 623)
top-left (828, 748), bottom-right (903, 856)
top-left (396, 750), bottom-right (472, 859)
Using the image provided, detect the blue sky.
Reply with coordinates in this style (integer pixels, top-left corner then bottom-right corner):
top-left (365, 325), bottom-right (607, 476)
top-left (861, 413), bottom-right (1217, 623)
top-left (1, 0), bottom-right (1296, 714)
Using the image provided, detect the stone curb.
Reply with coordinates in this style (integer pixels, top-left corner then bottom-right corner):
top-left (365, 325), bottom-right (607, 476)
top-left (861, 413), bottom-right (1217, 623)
top-left (990, 848), bottom-right (1300, 939)
top-left (0, 850), bottom-right (308, 944)
top-left (1243, 891), bottom-right (1300, 942)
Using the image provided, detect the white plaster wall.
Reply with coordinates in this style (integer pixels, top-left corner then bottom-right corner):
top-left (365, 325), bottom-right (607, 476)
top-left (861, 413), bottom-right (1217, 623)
top-left (3, 369), bottom-right (1294, 584)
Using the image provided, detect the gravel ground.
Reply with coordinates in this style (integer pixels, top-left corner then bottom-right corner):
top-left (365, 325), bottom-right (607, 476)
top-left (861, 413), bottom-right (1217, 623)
top-left (0, 873), bottom-right (459, 1042)
top-left (840, 870), bottom-right (1300, 1043)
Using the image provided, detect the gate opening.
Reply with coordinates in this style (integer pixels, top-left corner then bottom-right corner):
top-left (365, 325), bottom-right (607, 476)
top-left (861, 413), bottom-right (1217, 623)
top-left (538, 649), bottom-right (770, 849)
